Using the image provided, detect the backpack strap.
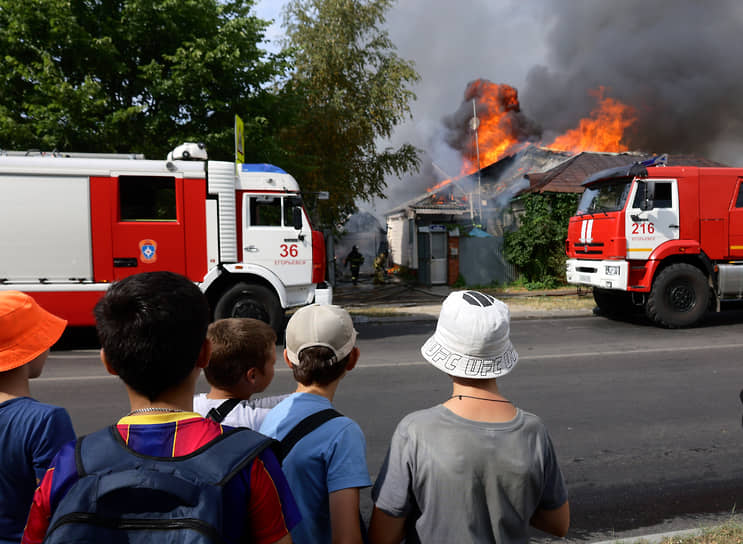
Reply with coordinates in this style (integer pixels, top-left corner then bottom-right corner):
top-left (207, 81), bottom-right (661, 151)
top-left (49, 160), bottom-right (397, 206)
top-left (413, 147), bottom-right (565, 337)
top-left (274, 408), bottom-right (343, 463)
top-left (206, 398), bottom-right (241, 423)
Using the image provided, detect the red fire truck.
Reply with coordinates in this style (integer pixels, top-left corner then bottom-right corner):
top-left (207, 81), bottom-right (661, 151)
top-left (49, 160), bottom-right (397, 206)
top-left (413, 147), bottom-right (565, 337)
top-left (0, 143), bottom-right (330, 333)
top-left (565, 155), bottom-right (743, 327)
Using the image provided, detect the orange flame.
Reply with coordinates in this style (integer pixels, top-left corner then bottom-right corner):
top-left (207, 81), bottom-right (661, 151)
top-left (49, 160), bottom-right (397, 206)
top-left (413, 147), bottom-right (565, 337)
top-left (428, 83), bottom-right (636, 194)
top-left (548, 87), bottom-right (636, 152)
top-left (460, 80), bottom-right (524, 176)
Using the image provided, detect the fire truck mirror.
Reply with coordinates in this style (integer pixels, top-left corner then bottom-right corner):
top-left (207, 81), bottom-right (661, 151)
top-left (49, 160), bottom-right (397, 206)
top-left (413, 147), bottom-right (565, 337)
top-left (292, 206), bottom-right (303, 230)
top-left (640, 181), bottom-right (655, 211)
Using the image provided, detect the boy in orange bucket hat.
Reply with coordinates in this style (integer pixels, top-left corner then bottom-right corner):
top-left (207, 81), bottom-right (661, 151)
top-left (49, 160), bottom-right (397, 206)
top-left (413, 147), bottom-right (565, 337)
top-left (0, 291), bottom-right (75, 544)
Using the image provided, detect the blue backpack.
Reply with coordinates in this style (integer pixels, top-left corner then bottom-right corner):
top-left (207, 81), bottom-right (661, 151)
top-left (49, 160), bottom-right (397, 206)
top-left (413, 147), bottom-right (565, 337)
top-left (43, 425), bottom-right (274, 543)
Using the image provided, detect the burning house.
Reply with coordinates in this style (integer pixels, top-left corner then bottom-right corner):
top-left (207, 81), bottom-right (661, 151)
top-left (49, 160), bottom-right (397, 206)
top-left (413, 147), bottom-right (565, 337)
top-left (384, 78), bottom-right (722, 286)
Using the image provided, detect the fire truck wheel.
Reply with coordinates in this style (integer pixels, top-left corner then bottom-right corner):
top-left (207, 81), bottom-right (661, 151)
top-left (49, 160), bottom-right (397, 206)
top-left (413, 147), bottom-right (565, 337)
top-left (214, 283), bottom-right (283, 335)
top-left (646, 263), bottom-right (709, 328)
top-left (592, 288), bottom-right (637, 317)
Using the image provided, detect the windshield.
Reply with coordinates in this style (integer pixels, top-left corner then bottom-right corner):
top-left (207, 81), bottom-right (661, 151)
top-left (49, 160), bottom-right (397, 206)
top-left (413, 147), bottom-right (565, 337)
top-left (576, 178), bottom-right (633, 215)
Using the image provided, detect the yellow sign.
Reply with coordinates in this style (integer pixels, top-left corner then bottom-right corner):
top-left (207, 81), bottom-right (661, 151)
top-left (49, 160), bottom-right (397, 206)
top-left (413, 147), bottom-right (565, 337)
top-left (235, 114), bottom-right (244, 164)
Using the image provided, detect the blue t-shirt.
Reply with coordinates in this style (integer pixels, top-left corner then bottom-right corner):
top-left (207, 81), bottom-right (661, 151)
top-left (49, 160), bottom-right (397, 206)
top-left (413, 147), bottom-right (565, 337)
top-left (259, 392), bottom-right (371, 544)
top-left (0, 397), bottom-right (75, 544)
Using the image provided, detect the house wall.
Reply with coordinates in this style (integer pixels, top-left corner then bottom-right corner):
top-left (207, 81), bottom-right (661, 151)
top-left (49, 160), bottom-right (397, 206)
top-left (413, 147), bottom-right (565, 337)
top-left (459, 236), bottom-right (519, 286)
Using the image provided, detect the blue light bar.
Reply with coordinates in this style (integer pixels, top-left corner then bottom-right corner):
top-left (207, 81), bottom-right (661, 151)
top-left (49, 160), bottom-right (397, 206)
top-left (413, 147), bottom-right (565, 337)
top-left (241, 163), bottom-right (287, 174)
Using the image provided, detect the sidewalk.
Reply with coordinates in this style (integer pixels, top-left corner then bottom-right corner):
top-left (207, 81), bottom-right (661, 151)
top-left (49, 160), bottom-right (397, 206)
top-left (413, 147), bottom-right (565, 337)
top-left (332, 277), bottom-right (596, 322)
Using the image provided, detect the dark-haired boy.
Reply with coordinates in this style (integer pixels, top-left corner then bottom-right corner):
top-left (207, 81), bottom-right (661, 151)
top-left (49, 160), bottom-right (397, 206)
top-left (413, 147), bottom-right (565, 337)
top-left (193, 317), bottom-right (288, 428)
top-left (259, 304), bottom-right (371, 544)
top-left (23, 271), bottom-right (299, 544)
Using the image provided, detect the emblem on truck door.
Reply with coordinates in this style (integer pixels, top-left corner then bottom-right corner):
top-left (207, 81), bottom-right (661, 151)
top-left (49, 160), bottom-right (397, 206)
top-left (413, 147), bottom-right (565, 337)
top-left (139, 239), bottom-right (158, 264)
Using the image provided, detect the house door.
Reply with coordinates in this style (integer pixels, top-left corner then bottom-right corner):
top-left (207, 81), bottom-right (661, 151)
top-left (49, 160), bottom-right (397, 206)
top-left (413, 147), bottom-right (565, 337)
top-left (430, 230), bottom-right (448, 285)
top-left (417, 231), bottom-right (431, 285)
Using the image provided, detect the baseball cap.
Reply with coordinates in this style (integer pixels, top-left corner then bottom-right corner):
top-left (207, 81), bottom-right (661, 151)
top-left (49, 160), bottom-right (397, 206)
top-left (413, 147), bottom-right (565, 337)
top-left (0, 291), bottom-right (68, 372)
top-left (421, 290), bottom-right (518, 379)
top-left (285, 304), bottom-right (358, 365)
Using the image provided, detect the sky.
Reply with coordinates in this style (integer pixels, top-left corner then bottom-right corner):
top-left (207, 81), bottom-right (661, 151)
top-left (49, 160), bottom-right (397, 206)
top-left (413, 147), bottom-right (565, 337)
top-left (253, 0), bottom-right (743, 220)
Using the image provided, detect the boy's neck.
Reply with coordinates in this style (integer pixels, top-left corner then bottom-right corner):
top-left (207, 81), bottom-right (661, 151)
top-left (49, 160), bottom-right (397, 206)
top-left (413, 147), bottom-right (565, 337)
top-left (206, 387), bottom-right (250, 401)
top-left (0, 367), bottom-right (31, 401)
top-left (295, 381), bottom-right (340, 401)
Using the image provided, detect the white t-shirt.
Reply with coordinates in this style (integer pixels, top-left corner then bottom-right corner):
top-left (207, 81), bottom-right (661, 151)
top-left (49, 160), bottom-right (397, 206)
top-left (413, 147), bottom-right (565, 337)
top-left (192, 393), bottom-right (290, 429)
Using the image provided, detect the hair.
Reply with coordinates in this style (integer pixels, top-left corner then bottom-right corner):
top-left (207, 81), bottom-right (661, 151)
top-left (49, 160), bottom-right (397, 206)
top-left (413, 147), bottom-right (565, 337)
top-left (291, 346), bottom-right (349, 386)
top-left (205, 318), bottom-right (277, 388)
top-left (93, 271), bottom-right (210, 401)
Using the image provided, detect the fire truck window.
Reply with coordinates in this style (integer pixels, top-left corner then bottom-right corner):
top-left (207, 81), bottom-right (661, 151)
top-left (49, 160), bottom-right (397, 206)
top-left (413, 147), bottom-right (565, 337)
top-left (654, 183), bottom-right (672, 208)
top-left (250, 196), bottom-right (282, 226)
top-left (119, 176), bottom-right (176, 221)
top-left (736, 184), bottom-right (743, 208)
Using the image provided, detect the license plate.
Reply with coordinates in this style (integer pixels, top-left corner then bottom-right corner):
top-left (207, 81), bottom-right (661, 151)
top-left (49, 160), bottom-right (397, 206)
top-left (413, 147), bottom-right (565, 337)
top-left (579, 274), bottom-right (590, 283)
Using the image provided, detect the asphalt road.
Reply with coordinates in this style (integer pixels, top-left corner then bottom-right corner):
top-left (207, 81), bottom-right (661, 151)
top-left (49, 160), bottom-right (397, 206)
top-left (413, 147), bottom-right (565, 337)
top-left (38, 313), bottom-right (743, 542)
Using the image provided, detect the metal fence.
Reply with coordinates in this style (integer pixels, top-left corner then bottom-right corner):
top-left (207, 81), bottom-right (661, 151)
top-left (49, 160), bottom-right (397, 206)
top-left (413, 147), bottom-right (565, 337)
top-left (458, 236), bottom-right (520, 287)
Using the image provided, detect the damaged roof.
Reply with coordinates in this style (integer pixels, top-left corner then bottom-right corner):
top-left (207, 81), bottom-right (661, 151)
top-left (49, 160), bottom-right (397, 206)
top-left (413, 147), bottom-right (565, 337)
top-left (526, 151), bottom-right (728, 193)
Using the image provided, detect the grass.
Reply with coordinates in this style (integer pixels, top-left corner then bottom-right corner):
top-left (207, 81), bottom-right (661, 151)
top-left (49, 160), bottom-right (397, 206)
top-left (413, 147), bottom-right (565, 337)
top-left (626, 522), bottom-right (743, 544)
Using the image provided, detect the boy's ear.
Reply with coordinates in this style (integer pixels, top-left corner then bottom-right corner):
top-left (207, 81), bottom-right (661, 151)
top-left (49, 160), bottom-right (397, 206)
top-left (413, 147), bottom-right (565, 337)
top-left (283, 349), bottom-right (294, 370)
top-left (245, 367), bottom-right (257, 383)
top-left (346, 346), bottom-right (360, 372)
top-left (196, 339), bottom-right (211, 370)
top-left (100, 349), bottom-right (118, 376)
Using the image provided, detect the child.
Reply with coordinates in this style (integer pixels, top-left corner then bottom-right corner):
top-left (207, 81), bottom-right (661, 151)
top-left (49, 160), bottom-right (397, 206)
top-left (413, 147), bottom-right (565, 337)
top-left (193, 317), bottom-right (289, 428)
top-left (0, 291), bottom-right (74, 544)
top-left (23, 272), bottom-right (299, 544)
top-left (369, 290), bottom-right (570, 544)
top-left (260, 303), bottom-right (371, 544)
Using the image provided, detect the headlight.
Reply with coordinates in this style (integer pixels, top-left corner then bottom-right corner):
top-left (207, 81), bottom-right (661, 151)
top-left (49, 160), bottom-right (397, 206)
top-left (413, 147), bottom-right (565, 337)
top-left (605, 265), bottom-right (620, 276)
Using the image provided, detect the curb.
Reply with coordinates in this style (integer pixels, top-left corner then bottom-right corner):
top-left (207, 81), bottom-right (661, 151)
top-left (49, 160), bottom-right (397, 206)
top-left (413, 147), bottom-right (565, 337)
top-left (349, 309), bottom-right (595, 325)
top-left (591, 526), bottom-right (706, 544)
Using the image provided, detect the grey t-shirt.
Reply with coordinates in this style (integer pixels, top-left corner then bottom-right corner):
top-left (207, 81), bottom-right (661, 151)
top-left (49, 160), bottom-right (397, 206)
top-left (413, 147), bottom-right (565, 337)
top-left (372, 404), bottom-right (568, 544)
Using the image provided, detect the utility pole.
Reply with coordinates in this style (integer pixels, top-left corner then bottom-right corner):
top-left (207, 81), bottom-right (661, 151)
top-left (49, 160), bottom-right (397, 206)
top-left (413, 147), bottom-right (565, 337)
top-left (470, 99), bottom-right (483, 225)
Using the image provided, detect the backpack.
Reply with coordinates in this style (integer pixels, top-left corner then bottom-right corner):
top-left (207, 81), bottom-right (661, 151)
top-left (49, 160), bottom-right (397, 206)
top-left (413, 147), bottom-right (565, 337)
top-left (43, 425), bottom-right (273, 544)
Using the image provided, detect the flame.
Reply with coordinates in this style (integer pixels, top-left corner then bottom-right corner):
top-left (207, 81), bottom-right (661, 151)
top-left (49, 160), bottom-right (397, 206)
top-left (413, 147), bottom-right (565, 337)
top-left (548, 87), bottom-right (636, 152)
top-left (460, 80), bottom-right (525, 176)
top-left (429, 83), bottom-right (636, 194)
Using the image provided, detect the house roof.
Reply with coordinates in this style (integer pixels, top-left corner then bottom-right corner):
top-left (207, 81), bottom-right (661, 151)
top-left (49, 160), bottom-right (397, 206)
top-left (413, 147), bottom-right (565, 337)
top-left (526, 151), bottom-right (727, 193)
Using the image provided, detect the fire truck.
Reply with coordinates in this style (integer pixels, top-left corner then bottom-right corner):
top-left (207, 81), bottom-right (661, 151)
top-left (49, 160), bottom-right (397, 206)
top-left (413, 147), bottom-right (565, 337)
top-left (0, 143), bottom-right (331, 333)
top-left (565, 155), bottom-right (743, 328)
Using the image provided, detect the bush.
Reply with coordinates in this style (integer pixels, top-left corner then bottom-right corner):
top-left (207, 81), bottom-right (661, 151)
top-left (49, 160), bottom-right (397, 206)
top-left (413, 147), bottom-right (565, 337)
top-left (503, 193), bottom-right (579, 285)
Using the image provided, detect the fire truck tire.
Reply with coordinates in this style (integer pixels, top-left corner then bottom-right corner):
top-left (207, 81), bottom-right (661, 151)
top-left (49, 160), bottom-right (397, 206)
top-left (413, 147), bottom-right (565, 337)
top-left (592, 288), bottom-right (637, 317)
top-left (646, 263), bottom-right (709, 328)
top-left (214, 283), bottom-right (284, 335)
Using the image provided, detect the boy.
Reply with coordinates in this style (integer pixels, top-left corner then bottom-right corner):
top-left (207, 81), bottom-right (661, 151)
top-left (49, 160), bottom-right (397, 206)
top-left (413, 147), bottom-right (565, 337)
top-left (193, 317), bottom-right (289, 428)
top-left (369, 290), bottom-right (570, 544)
top-left (259, 304), bottom-right (371, 544)
top-left (0, 292), bottom-right (74, 544)
top-left (22, 272), bottom-right (299, 544)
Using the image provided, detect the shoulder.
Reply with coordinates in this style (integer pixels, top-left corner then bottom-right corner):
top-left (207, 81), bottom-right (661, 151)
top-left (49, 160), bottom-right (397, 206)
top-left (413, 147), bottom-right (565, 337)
top-left (393, 405), bottom-right (445, 437)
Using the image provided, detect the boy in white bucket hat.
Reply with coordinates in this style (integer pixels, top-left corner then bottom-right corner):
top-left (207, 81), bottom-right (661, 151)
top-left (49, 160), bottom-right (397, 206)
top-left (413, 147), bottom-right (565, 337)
top-left (369, 290), bottom-right (570, 544)
top-left (260, 303), bottom-right (371, 544)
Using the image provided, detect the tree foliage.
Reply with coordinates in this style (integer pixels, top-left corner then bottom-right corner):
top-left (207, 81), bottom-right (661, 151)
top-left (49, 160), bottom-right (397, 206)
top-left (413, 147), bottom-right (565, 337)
top-left (503, 192), bottom-right (580, 284)
top-left (276, 0), bottom-right (421, 227)
top-left (0, 0), bottom-right (286, 159)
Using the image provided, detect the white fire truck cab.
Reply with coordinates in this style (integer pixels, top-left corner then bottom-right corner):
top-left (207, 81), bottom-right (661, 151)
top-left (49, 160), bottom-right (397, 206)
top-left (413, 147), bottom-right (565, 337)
top-left (0, 144), bottom-right (331, 333)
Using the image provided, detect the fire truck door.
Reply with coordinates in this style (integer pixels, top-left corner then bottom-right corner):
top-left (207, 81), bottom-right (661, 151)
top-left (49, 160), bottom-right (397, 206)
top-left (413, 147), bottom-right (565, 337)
top-left (625, 179), bottom-right (680, 260)
top-left (111, 175), bottom-right (187, 280)
top-left (242, 194), bottom-right (312, 286)
top-left (728, 179), bottom-right (743, 258)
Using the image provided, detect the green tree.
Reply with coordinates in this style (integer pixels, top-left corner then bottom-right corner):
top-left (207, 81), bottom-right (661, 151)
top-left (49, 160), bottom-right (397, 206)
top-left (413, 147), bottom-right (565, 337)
top-left (503, 192), bottom-right (580, 285)
top-left (277, 0), bottom-right (421, 227)
top-left (0, 0), bottom-right (286, 159)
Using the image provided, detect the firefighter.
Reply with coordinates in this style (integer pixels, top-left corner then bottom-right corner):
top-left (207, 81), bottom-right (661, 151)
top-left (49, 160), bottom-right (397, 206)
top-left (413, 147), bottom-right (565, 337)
top-left (373, 251), bottom-right (388, 285)
top-left (344, 246), bottom-right (365, 285)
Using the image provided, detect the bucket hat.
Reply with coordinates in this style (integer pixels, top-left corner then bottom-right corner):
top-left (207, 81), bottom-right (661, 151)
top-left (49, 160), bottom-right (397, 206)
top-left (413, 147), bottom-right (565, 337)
top-left (285, 304), bottom-right (357, 365)
top-left (0, 291), bottom-right (67, 372)
top-left (421, 290), bottom-right (518, 379)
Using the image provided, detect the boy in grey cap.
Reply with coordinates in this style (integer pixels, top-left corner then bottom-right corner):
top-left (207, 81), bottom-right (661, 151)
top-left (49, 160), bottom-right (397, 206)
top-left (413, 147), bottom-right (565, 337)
top-left (369, 290), bottom-right (569, 544)
top-left (259, 303), bottom-right (371, 544)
